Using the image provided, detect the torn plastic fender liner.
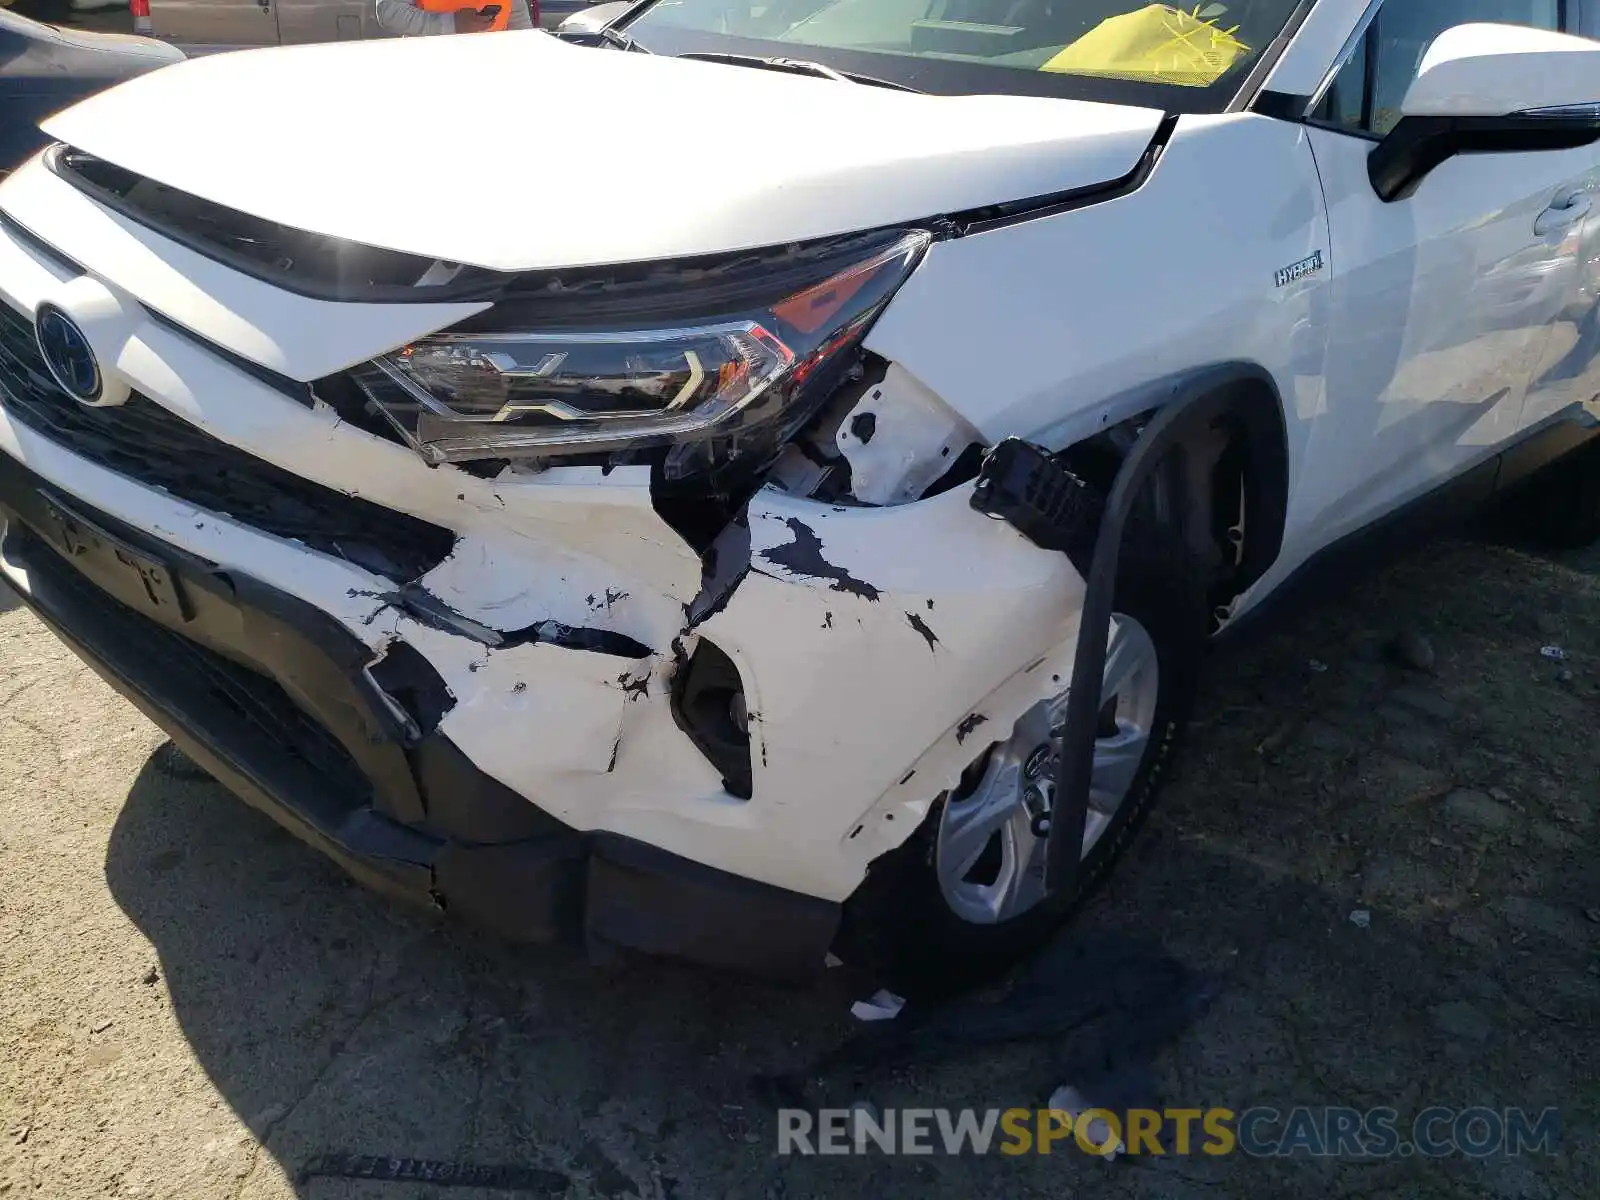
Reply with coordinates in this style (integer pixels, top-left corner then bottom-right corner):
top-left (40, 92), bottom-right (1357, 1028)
top-left (693, 482), bottom-right (1087, 895)
top-left (1040, 362), bottom-right (1282, 896)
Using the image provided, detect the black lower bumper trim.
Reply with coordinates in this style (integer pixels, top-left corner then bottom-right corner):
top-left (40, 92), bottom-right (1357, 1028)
top-left (585, 834), bottom-right (841, 980)
top-left (0, 450), bottom-right (837, 980)
top-left (0, 520), bottom-right (440, 905)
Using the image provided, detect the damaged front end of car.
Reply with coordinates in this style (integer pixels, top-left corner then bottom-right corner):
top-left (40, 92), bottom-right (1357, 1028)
top-left (0, 161), bottom-right (1102, 980)
top-left (333, 227), bottom-right (1106, 957)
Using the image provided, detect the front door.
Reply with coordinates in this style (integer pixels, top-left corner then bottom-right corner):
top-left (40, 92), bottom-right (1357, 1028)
top-left (1290, 0), bottom-right (1592, 540)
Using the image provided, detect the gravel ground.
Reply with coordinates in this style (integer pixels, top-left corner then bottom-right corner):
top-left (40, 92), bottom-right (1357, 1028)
top-left (1, 531), bottom-right (1597, 1200)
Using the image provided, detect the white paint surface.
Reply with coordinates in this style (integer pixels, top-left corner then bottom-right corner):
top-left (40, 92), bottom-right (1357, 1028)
top-left (1403, 23), bottom-right (1600, 118)
top-left (42, 31), bottom-right (1163, 271)
top-left (3, 13), bottom-right (1600, 906)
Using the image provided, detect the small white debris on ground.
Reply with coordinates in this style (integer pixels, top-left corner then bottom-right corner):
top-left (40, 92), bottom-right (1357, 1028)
top-left (849, 990), bottom-right (906, 1022)
top-left (1047, 1085), bottom-right (1122, 1159)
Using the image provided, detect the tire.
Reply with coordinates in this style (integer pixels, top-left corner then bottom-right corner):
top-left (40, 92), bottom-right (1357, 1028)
top-left (1498, 437), bottom-right (1600, 549)
top-left (836, 541), bottom-right (1207, 999)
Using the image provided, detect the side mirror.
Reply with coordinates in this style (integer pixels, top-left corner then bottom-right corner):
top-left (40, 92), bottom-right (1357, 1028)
top-left (557, 0), bottom-right (632, 36)
top-left (1369, 23), bottom-right (1600, 202)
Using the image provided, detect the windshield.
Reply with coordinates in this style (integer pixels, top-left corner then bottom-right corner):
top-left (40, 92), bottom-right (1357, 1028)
top-left (623, 1), bottom-right (1309, 111)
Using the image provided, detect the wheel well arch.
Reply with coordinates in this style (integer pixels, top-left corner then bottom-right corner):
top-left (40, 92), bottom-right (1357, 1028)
top-left (1053, 364), bottom-right (1291, 608)
top-left (1043, 361), bottom-right (1293, 897)
top-left (1197, 372), bottom-right (1290, 598)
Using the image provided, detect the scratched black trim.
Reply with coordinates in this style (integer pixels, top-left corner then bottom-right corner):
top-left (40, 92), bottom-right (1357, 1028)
top-left (1250, 90), bottom-right (1311, 121)
top-left (47, 115), bottom-right (1178, 311)
top-left (45, 144), bottom-right (504, 305)
top-left (941, 114), bottom-right (1178, 239)
top-left (1, 205), bottom-right (316, 406)
top-left (141, 307), bottom-right (316, 408)
top-left (0, 208), bottom-right (83, 277)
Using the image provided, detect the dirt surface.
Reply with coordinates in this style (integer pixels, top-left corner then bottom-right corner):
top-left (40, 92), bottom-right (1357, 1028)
top-left (1, 531), bottom-right (1597, 1200)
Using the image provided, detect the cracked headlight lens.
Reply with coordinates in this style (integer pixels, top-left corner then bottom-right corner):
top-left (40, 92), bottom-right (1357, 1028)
top-left (356, 230), bottom-right (930, 467)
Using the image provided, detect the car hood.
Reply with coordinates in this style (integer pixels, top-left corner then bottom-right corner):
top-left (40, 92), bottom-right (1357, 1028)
top-left (40, 32), bottom-right (1164, 273)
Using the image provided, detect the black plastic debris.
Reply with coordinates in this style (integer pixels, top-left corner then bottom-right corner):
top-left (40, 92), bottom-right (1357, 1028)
top-left (757, 931), bottom-right (1218, 1112)
top-left (969, 438), bottom-right (1105, 577)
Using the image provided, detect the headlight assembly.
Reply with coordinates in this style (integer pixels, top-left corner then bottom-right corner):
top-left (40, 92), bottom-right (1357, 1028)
top-left (352, 230), bottom-right (931, 470)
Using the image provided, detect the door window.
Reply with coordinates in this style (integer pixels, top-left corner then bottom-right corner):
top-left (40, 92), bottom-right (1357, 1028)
top-left (1314, 0), bottom-right (1565, 136)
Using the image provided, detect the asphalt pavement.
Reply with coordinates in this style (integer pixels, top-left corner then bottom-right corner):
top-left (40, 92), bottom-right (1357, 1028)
top-left (1, 533), bottom-right (1596, 1198)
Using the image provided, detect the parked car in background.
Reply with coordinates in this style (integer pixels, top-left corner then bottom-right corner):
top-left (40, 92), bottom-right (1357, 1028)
top-left (0, 0), bottom-right (68, 24)
top-left (1, 0), bottom-right (127, 25)
top-left (139, 0), bottom-right (605, 45)
top-left (1, 8), bottom-right (182, 176)
top-left (555, 0), bottom-right (626, 35)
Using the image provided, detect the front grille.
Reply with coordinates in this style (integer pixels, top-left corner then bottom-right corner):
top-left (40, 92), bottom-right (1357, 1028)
top-left (0, 302), bottom-right (456, 581)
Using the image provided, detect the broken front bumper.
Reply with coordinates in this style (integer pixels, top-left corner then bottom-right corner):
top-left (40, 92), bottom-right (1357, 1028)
top-left (0, 158), bottom-right (1092, 975)
top-left (0, 451), bottom-right (841, 978)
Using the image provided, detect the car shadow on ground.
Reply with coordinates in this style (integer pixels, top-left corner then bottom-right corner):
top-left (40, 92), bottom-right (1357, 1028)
top-left (102, 538), bottom-right (1597, 1200)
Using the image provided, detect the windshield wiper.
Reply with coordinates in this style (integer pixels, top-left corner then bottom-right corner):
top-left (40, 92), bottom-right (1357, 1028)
top-left (598, 26), bottom-right (651, 52)
top-left (674, 51), bottom-right (922, 93)
top-left (556, 24), bottom-right (652, 52)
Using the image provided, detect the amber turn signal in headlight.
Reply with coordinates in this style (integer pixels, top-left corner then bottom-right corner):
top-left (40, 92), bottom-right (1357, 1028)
top-left (355, 230), bottom-right (930, 465)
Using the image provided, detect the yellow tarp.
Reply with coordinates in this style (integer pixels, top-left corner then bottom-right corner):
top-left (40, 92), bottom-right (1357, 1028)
top-left (1041, 4), bottom-right (1250, 87)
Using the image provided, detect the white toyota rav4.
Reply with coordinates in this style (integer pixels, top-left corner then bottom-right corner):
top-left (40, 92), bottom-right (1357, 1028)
top-left (1, 0), bottom-right (1597, 992)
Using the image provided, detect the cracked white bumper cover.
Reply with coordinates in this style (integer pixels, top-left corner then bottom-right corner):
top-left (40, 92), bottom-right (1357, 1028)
top-left (0, 159), bottom-right (1088, 903)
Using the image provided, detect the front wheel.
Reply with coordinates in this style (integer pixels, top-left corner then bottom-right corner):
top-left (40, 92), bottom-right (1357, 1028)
top-left (836, 549), bottom-right (1206, 998)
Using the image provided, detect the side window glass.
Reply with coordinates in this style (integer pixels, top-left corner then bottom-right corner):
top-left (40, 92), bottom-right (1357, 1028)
top-left (1314, 0), bottom-right (1564, 136)
top-left (1316, 35), bottom-right (1368, 132)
